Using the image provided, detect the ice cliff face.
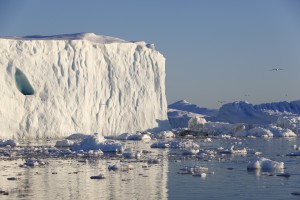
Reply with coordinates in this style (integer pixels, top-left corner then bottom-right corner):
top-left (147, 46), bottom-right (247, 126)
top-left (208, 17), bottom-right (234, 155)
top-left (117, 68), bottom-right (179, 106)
top-left (0, 33), bottom-right (170, 139)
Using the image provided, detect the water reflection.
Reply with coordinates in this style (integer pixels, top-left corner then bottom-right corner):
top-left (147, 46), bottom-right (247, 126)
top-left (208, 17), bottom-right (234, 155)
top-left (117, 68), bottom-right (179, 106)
top-left (2, 138), bottom-right (300, 199)
top-left (1, 150), bottom-right (169, 200)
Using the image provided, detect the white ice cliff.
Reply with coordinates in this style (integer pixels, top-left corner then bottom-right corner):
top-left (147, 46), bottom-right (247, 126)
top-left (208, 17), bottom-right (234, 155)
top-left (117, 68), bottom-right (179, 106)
top-left (0, 33), bottom-right (170, 139)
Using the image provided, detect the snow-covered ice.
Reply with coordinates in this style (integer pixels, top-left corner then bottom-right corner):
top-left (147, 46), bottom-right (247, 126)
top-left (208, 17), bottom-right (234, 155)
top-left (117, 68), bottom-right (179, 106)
top-left (219, 146), bottom-right (247, 155)
top-left (188, 116), bottom-right (207, 132)
top-left (66, 133), bottom-right (89, 140)
top-left (55, 139), bottom-right (74, 147)
top-left (0, 33), bottom-right (169, 139)
top-left (115, 132), bottom-right (151, 141)
top-left (151, 140), bottom-right (199, 149)
top-left (151, 131), bottom-right (175, 139)
top-left (168, 100), bottom-right (217, 128)
top-left (71, 135), bottom-right (123, 152)
top-left (247, 157), bottom-right (284, 171)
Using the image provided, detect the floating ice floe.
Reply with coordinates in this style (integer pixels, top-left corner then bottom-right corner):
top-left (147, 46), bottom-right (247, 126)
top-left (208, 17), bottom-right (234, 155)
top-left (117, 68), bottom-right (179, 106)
top-left (90, 174), bottom-right (105, 179)
top-left (72, 135), bottom-right (124, 152)
top-left (292, 145), bottom-right (300, 150)
top-left (108, 163), bottom-right (134, 171)
top-left (247, 157), bottom-right (284, 171)
top-left (122, 148), bottom-right (142, 159)
top-left (235, 127), bottom-right (273, 138)
top-left (151, 140), bottom-right (199, 149)
top-left (236, 126), bottom-right (296, 138)
top-left (66, 133), bottom-right (90, 140)
top-left (151, 131), bottom-right (175, 139)
top-left (87, 150), bottom-right (103, 156)
top-left (188, 116), bottom-right (207, 131)
top-left (268, 126), bottom-right (296, 137)
top-left (197, 153), bottom-right (215, 160)
top-left (115, 132), bottom-right (151, 141)
top-left (147, 159), bottom-right (160, 164)
top-left (182, 148), bottom-right (199, 155)
top-left (202, 122), bottom-right (243, 135)
top-left (219, 146), bottom-right (247, 155)
top-left (0, 139), bottom-right (18, 147)
top-left (202, 138), bottom-right (212, 143)
top-left (286, 151), bottom-right (300, 156)
top-left (187, 116), bottom-right (298, 137)
top-left (247, 149), bottom-right (262, 155)
top-left (178, 166), bottom-right (208, 175)
top-left (277, 116), bottom-right (300, 133)
top-left (23, 159), bottom-right (47, 167)
top-left (55, 139), bottom-right (74, 147)
top-left (192, 173), bottom-right (207, 178)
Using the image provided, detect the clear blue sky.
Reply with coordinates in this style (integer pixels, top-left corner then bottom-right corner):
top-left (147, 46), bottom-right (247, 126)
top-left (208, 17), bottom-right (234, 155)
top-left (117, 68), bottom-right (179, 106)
top-left (1, 0), bottom-right (299, 108)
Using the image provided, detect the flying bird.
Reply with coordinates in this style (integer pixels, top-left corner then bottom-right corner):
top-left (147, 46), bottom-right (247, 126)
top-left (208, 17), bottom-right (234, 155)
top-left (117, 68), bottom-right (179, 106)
top-left (270, 68), bottom-right (284, 71)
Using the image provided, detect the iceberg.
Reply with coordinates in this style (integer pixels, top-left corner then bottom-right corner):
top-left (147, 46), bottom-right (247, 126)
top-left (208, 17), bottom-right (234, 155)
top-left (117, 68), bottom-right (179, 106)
top-left (215, 100), bottom-right (300, 125)
top-left (0, 33), bottom-right (170, 139)
top-left (168, 100), bottom-right (217, 128)
top-left (71, 135), bottom-right (123, 152)
top-left (247, 157), bottom-right (284, 171)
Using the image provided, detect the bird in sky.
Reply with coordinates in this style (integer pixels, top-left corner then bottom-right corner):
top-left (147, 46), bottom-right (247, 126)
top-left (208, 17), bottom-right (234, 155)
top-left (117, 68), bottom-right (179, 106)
top-left (270, 68), bottom-right (284, 71)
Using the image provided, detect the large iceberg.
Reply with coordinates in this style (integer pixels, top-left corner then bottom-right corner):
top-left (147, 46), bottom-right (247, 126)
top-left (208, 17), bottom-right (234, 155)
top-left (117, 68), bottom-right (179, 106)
top-left (0, 33), bottom-right (170, 139)
top-left (168, 100), bottom-right (217, 128)
top-left (214, 100), bottom-right (300, 125)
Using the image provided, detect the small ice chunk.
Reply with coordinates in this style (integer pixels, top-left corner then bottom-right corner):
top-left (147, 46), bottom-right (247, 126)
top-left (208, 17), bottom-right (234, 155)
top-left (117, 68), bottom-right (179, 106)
top-left (268, 126), bottom-right (297, 137)
top-left (179, 166), bottom-right (208, 175)
top-left (182, 148), bottom-right (199, 155)
top-left (55, 139), bottom-right (74, 147)
top-left (0, 139), bottom-right (18, 147)
top-left (247, 157), bottom-right (284, 171)
top-left (287, 151), bottom-right (300, 156)
top-left (115, 132), bottom-right (132, 140)
top-left (219, 146), bottom-right (247, 155)
top-left (188, 116), bottom-right (207, 131)
top-left (90, 174), bottom-right (105, 179)
top-left (115, 132), bottom-right (151, 141)
top-left (122, 149), bottom-right (141, 159)
top-left (151, 131), bottom-right (174, 139)
top-left (24, 159), bottom-right (40, 167)
top-left (203, 138), bottom-right (212, 143)
top-left (71, 135), bottom-right (123, 152)
top-left (140, 133), bottom-right (151, 141)
top-left (66, 133), bottom-right (89, 140)
top-left (151, 140), bottom-right (199, 149)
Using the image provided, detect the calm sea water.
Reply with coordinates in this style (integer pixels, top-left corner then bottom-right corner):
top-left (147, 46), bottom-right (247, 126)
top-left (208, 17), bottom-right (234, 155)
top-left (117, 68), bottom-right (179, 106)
top-left (1, 138), bottom-right (300, 200)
